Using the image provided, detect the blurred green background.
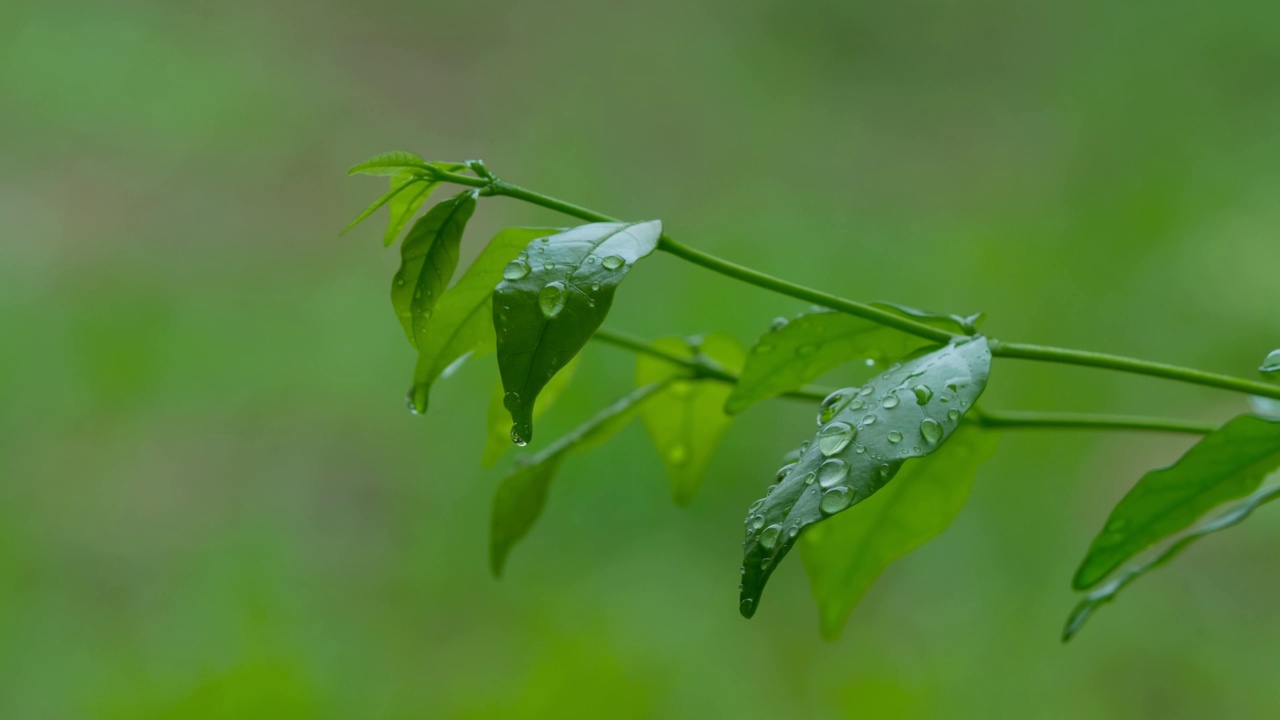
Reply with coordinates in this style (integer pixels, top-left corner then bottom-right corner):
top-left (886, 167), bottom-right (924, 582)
top-left (3, 0), bottom-right (1280, 716)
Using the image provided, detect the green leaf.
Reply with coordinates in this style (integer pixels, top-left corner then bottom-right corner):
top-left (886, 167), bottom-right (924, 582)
top-left (340, 174), bottom-right (420, 236)
top-left (489, 382), bottom-right (666, 576)
top-left (872, 301), bottom-right (984, 336)
top-left (636, 334), bottom-right (746, 505)
top-left (383, 174), bottom-right (439, 247)
top-left (347, 150), bottom-right (431, 176)
top-left (407, 227), bottom-right (561, 414)
top-left (482, 356), bottom-right (581, 468)
top-left (800, 425), bottom-right (998, 640)
top-left (725, 303), bottom-right (979, 414)
top-left (390, 191), bottom-right (479, 348)
top-left (1064, 483), bottom-right (1280, 642)
top-left (1072, 414), bottom-right (1280, 589)
top-left (739, 337), bottom-right (992, 619)
top-left (494, 221), bottom-right (663, 445)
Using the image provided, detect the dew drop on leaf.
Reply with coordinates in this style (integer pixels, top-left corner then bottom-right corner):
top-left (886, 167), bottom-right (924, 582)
top-left (510, 425), bottom-right (528, 447)
top-left (770, 317), bottom-right (789, 331)
top-left (859, 385), bottom-right (875, 396)
top-left (882, 393), bottom-right (900, 409)
top-left (802, 471), bottom-right (816, 485)
top-left (775, 462), bottom-right (797, 483)
top-left (502, 259), bottom-right (530, 280)
top-left (912, 384), bottom-right (934, 405)
top-left (820, 487), bottom-right (853, 514)
top-left (861, 414), bottom-right (877, 426)
top-left (759, 524), bottom-right (782, 550)
top-left (1262, 349), bottom-right (1280, 375)
top-left (947, 408), bottom-right (961, 422)
top-left (817, 459), bottom-right (849, 488)
top-left (887, 430), bottom-right (903, 444)
top-left (602, 255), bottom-right (625, 270)
top-left (538, 281), bottom-right (566, 318)
top-left (818, 390), bottom-right (849, 425)
top-left (816, 421), bottom-right (856, 456)
top-left (920, 418), bottom-right (943, 444)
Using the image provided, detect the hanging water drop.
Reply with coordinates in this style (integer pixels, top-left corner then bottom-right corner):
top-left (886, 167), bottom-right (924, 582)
top-left (404, 388), bottom-right (420, 415)
top-left (817, 459), bottom-right (849, 488)
top-left (602, 255), bottom-right (625, 270)
top-left (503, 391), bottom-right (520, 411)
top-left (759, 524), bottom-right (782, 550)
top-left (510, 425), bottom-right (528, 447)
top-left (920, 418), bottom-right (943, 444)
top-left (538, 281), bottom-right (566, 318)
top-left (820, 487), bottom-right (853, 514)
top-left (502, 259), bottom-right (530, 280)
top-left (816, 421), bottom-right (856, 456)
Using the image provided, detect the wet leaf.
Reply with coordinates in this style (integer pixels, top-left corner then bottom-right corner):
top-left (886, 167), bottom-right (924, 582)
top-left (407, 227), bottom-right (561, 414)
top-left (494, 221), bottom-right (662, 445)
top-left (739, 337), bottom-right (992, 619)
top-left (1064, 483), bottom-right (1280, 642)
top-left (1073, 414), bottom-right (1280, 589)
top-left (725, 303), bottom-right (978, 414)
top-left (482, 356), bottom-right (581, 468)
top-left (801, 426), bottom-right (998, 639)
top-left (636, 334), bottom-right (746, 505)
top-left (490, 382), bottom-right (666, 575)
top-left (390, 191), bottom-right (479, 348)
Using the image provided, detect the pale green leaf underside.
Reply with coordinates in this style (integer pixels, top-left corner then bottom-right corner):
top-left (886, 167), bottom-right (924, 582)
top-left (482, 355), bottom-right (581, 468)
top-left (391, 191), bottom-right (478, 348)
top-left (409, 227), bottom-right (562, 414)
top-left (801, 425), bottom-right (998, 640)
top-left (740, 337), bottom-right (992, 619)
top-left (636, 333), bottom-right (746, 505)
top-left (1064, 483), bottom-right (1280, 642)
top-left (494, 220), bottom-right (662, 445)
top-left (1073, 414), bottom-right (1280, 590)
top-left (725, 303), bottom-right (981, 415)
top-left (347, 150), bottom-right (430, 176)
top-left (489, 382), bottom-right (666, 576)
top-left (384, 174), bottom-right (439, 247)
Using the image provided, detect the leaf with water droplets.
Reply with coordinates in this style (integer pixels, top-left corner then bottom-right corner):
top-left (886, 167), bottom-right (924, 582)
top-left (481, 356), bottom-right (581, 468)
top-left (390, 191), bottom-right (479, 348)
top-left (725, 304), bottom-right (979, 414)
top-left (801, 426), bottom-right (998, 640)
top-left (494, 221), bottom-right (662, 445)
top-left (1072, 414), bottom-right (1280, 590)
top-left (1262, 349), bottom-right (1280, 377)
top-left (383, 173), bottom-right (439, 247)
top-left (347, 150), bottom-right (431, 176)
top-left (1064, 483), bottom-right (1280, 642)
top-left (490, 382), bottom-right (665, 575)
top-left (406, 227), bottom-right (561, 414)
top-left (635, 334), bottom-right (746, 505)
top-left (738, 337), bottom-right (992, 619)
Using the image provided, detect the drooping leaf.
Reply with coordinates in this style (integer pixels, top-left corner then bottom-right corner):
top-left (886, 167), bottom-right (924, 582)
top-left (725, 303), bottom-right (979, 414)
top-left (340, 174), bottom-right (421, 236)
top-left (871, 301), bottom-right (985, 336)
top-left (1064, 483), bottom-right (1280, 642)
top-left (390, 190), bottom-right (479, 348)
top-left (800, 425), bottom-right (998, 640)
top-left (490, 382), bottom-right (666, 575)
top-left (482, 356), bottom-right (581, 468)
top-left (493, 221), bottom-right (663, 445)
top-left (347, 150), bottom-right (431, 176)
top-left (1262, 349), bottom-right (1280, 377)
top-left (1072, 414), bottom-right (1280, 589)
top-left (739, 337), bottom-right (992, 619)
top-left (636, 333), bottom-right (746, 505)
top-left (407, 227), bottom-right (561, 414)
top-left (384, 173), bottom-right (439, 247)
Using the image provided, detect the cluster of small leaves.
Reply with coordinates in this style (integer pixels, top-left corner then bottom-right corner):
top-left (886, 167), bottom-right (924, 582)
top-left (347, 151), bottom-right (1280, 642)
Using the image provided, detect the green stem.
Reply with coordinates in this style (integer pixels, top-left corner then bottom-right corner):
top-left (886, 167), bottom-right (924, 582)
top-left (971, 407), bottom-right (1213, 436)
top-left (422, 165), bottom-right (1280, 403)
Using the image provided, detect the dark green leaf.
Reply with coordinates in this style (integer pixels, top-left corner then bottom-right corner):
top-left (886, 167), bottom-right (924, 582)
top-left (408, 227), bottom-right (561, 414)
top-left (383, 174), bottom-right (439, 247)
top-left (494, 221), bottom-right (663, 445)
top-left (347, 150), bottom-right (431, 176)
top-left (1073, 414), bottom-right (1280, 589)
top-left (725, 303), bottom-right (979, 414)
top-left (636, 334), bottom-right (745, 505)
top-left (739, 337), bottom-right (992, 619)
top-left (1064, 483), bottom-right (1280, 642)
top-left (391, 191), bottom-right (479, 348)
top-left (482, 356), bottom-right (581, 468)
top-left (489, 382), bottom-right (666, 576)
top-left (801, 425), bottom-right (998, 639)
top-left (340, 174), bottom-right (420, 236)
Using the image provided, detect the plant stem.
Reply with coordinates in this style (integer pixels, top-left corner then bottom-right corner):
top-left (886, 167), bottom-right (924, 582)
top-left (423, 165), bottom-right (1280, 403)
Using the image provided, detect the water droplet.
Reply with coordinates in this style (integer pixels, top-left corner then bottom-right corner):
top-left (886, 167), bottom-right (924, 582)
top-left (739, 598), bottom-right (755, 615)
top-left (887, 430), bottom-right (903, 444)
top-left (755, 343), bottom-right (774, 354)
top-left (542, 262), bottom-right (555, 271)
top-left (947, 409), bottom-right (961, 422)
top-left (538, 281), bottom-right (566, 318)
top-left (861, 414), bottom-right (877, 426)
top-left (817, 459), bottom-right (849, 488)
top-left (775, 462), bottom-right (796, 483)
top-left (1262, 349), bottom-right (1280, 375)
top-left (818, 390), bottom-right (849, 425)
top-left (816, 421), bottom-right (856, 456)
top-left (853, 443), bottom-right (866, 454)
top-left (539, 236), bottom-right (550, 243)
top-left (864, 358), bottom-right (876, 367)
top-left (920, 418), bottom-right (943, 444)
top-left (503, 391), bottom-right (520, 411)
top-left (602, 255), bottom-right (625, 270)
top-left (668, 444), bottom-right (689, 466)
top-left (859, 385), bottom-right (875, 396)
top-left (749, 514), bottom-right (765, 531)
top-left (510, 425), bottom-right (528, 446)
top-left (849, 398), bottom-right (865, 411)
top-left (911, 445), bottom-right (920, 453)
top-left (802, 471), bottom-right (816, 485)
top-left (798, 440), bottom-right (811, 454)
top-left (404, 388), bottom-right (420, 415)
top-left (760, 524), bottom-right (782, 550)
top-left (502, 259), bottom-right (530, 280)
top-left (820, 487), bottom-right (853, 514)
top-left (770, 317), bottom-right (789, 331)
top-left (586, 256), bottom-right (597, 264)
top-left (590, 282), bottom-right (601, 291)
top-left (881, 393), bottom-right (900, 409)
top-left (749, 499), bottom-right (764, 514)
top-left (879, 464), bottom-right (898, 482)
top-left (912, 384), bottom-right (934, 405)
top-left (787, 525), bottom-right (800, 538)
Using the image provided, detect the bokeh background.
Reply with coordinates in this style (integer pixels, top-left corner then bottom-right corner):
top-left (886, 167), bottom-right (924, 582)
top-left (4, 0), bottom-right (1280, 717)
